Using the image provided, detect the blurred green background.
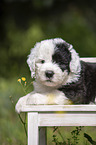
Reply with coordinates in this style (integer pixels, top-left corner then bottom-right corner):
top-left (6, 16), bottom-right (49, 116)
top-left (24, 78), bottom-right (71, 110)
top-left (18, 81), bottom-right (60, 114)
top-left (0, 0), bottom-right (96, 144)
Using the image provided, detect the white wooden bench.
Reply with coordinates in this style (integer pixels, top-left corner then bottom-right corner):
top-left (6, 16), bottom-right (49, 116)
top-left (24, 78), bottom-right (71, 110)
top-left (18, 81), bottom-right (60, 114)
top-left (21, 58), bottom-right (96, 145)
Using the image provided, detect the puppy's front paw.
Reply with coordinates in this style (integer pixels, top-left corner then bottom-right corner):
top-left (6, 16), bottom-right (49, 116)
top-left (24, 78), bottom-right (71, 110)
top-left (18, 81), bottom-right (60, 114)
top-left (26, 93), bottom-right (47, 105)
top-left (15, 98), bottom-right (22, 114)
top-left (15, 97), bottom-right (27, 114)
top-left (15, 92), bottom-right (34, 113)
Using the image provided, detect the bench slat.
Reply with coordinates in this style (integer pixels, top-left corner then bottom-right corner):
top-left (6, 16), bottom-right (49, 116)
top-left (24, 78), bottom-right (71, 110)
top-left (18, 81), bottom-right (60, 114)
top-left (38, 113), bottom-right (96, 126)
top-left (80, 57), bottom-right (96, 62)
top-left (22, 105), bottom-right (96, 112)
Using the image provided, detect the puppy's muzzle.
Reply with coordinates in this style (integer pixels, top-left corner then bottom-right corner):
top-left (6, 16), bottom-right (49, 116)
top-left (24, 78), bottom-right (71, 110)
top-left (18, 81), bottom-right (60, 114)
top-left (45, 70), bottom-right (54, 79)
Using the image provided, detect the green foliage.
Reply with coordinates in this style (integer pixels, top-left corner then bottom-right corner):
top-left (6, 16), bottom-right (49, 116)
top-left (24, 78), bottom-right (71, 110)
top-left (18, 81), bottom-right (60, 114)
top-left (5, 20), bottom-right (44, 57)
top-left (1, 1), bottom-right (96, 78)
top-left (52, 126), bottom-right (84, 145)
top-left (84, 133), bottom-right (96, 145)
top-left (0, 77), bottom-right (33, 145)
top-left (47, 126), bottom-right (96, 145)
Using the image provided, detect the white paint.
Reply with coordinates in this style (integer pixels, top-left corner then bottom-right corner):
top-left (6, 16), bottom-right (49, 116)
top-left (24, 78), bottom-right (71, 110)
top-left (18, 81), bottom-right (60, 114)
top-left (28, 113), bottom-right (38, 145)
top-left (27, 105), bottom-right (96, 145)
top-left (38, 113), bottom-right (96, 126)
top-left (21, 104), bottom-right (96, 112)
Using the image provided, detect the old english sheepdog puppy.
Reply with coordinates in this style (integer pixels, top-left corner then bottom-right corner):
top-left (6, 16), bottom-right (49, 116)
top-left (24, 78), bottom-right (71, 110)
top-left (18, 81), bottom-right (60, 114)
top-left (15, 38), bottom-right (96, 113)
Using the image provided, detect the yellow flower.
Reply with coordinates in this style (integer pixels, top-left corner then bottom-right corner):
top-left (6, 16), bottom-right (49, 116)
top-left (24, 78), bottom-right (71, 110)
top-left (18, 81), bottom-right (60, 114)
top-left (17, 78), bottom-right (21, 83)
top-left (21, 77), bottom-right (26, 81)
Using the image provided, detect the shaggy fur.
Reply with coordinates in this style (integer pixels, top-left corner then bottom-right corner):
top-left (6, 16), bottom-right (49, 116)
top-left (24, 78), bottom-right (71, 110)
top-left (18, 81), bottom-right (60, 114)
top-left (15, 38), bottom-right (96, 113)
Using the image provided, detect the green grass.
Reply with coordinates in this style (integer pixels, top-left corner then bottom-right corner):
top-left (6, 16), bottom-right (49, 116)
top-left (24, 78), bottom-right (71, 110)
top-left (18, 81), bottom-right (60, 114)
top-left (47, 126), bottom-right (96, 145)
top-left (0, 77), bottom-right (96, 145)
top-left (0, 77), bottom-right (27, 145)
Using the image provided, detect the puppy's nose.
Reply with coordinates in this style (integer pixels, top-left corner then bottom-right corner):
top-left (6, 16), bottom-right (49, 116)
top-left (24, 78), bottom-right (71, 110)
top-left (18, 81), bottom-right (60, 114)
top-left (45, 70), bottom-right (54, 78)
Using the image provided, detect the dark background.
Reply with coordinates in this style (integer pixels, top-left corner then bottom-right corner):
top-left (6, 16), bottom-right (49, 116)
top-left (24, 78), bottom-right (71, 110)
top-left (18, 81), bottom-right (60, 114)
top-left (0, 0), bottom-right (96, 144)
top-left (1, 0), bottom-right (96, 78)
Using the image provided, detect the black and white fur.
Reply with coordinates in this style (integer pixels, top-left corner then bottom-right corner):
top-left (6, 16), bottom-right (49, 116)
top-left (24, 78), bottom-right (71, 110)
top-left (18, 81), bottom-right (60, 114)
top-left (15, 38), bottom-right (96, 113)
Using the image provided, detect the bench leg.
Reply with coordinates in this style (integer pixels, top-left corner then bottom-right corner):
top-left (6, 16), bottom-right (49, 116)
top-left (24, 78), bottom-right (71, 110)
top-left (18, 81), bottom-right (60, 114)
top-left (39, 127), bottom-right (47, 145)
top-left (28, 112), bottom-right (38, 145)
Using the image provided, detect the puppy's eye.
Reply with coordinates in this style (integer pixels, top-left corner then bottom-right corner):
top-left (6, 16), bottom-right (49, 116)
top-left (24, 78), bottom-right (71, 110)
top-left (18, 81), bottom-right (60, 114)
top-left (41, 60), bottom-right (45, 64)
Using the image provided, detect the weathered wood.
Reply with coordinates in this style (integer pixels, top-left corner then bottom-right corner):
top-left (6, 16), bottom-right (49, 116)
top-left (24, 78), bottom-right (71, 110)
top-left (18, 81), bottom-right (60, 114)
top-left (80, 57), bottom-right (96, 62)
top-left (38, 113), bottom-right (96, 126)
top-left (28, 113), bottom-right (39, 145)
top-left (27, 105), bottom-right (96, 145)
top-left (22, 105), bottom-right (96, 112)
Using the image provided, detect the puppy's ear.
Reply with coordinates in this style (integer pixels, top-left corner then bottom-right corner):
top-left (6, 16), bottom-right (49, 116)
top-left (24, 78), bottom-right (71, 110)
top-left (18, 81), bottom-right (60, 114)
top-left (69, 45), bottom-right (81, 74)
top-left (27, 42), bottom-right (40, 78)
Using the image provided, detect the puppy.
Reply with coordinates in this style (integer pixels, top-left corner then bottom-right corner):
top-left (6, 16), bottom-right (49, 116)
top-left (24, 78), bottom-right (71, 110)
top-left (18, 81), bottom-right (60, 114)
top-left (15, 38), bottom-right (96, 113)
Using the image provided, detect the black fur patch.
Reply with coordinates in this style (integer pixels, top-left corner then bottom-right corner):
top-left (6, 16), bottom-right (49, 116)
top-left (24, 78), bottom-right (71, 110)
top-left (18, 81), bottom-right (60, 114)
top-left (58, 61), bottom-right (96, 104)
top-left (52, 43), bottom-right (71, 72)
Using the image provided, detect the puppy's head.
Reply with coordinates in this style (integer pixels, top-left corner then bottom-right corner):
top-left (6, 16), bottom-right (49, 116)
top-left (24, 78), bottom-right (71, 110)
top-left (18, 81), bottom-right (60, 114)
top-left (27, 38), bottom-right (81, 87)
